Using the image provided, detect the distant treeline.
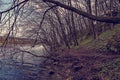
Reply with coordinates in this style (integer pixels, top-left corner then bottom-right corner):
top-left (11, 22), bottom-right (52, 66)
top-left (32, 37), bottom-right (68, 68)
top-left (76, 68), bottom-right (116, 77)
top-left (0, 36), bottom-right (35, 45)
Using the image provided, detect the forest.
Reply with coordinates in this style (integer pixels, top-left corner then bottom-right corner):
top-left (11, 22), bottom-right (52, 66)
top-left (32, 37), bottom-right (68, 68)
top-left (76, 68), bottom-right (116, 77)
top-left (0, 0), bottom-right (120, 80)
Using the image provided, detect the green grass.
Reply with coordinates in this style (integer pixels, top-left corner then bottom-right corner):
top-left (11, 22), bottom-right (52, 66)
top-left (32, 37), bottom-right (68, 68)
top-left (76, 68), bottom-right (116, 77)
top-left (79, 25), bottom-right (120, 49)
top-left (99, 30), bottom-right (114, 40)
top-left (80, 37), bottom-right (93, 45)
top-left (57, 25), bottom-right (120, 51)
top-left (65, 25), bottom-right (120, 50)
top-left (99, 25), bottom-right (120, 40)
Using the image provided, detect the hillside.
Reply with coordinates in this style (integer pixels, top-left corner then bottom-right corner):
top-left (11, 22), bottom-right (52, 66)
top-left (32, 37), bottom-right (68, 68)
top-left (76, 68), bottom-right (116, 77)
top-left (40, 25), bottom-right (120, 80)
top-left (40, 47), bottom-right (120, 80)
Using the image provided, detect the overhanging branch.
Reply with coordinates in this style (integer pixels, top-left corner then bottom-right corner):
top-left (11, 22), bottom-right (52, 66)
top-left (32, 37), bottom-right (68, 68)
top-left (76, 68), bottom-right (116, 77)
top-left (43, 0), bottom-right (120, 23)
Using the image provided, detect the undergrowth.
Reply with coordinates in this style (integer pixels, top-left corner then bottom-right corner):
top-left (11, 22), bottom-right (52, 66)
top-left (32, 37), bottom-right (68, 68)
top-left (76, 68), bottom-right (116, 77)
top-left (98, 58), bottom-right (120, 80)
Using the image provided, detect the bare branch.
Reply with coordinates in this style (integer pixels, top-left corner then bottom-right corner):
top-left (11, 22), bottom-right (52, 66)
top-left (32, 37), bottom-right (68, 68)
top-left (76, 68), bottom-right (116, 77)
top-left (0, 0), bottom-right (29, 14)
top-left (43, 0), bottom-right (120, 23)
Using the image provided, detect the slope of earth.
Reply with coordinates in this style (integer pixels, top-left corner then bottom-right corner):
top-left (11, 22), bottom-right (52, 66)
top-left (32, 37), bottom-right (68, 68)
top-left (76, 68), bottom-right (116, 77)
top-left (40, 48), bottom-right (120, 80)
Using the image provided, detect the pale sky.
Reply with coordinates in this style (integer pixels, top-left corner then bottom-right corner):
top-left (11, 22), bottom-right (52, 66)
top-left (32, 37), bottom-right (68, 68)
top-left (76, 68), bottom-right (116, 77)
top-left (0, 0), bottom-right (25, 37)
top-left (0, 0), bottom-right (13, 12)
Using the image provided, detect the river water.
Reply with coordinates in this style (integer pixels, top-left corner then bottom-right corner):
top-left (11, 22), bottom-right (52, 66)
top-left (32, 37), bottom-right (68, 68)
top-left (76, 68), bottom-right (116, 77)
top-left (0, 45), bottom-right (47, 80)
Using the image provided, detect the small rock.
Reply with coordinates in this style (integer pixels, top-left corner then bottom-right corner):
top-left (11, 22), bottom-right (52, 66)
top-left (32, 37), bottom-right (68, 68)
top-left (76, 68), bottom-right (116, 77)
top-left (73, 66), bottom-right (83, 72)
top-left (49, 71), bottom-right (55, 75)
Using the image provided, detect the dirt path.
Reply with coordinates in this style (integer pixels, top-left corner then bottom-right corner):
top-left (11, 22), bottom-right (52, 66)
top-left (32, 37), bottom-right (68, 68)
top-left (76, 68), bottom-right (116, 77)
top-left (62, 48), bottom-right (120, 58)
top-left (41, 48), bottom-right (120, 80)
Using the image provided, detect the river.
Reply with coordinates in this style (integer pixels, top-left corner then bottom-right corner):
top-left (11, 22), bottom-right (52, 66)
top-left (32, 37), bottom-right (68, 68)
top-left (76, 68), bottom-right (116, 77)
top-left (0, 44), bottom-right (48, 80)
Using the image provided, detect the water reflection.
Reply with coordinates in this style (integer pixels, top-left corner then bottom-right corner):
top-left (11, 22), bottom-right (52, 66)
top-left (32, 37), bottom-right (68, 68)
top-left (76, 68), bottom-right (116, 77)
top-left (0, 44), bottom-right (48, 80)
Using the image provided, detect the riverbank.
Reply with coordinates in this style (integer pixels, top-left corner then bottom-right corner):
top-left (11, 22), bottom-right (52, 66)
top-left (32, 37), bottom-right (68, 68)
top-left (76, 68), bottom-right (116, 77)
top-left (40, 47), bottom-right (120, 80)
